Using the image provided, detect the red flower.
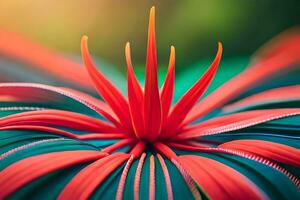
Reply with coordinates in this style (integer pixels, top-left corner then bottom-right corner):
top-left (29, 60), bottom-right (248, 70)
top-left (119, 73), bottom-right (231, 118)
top-left (0, 7), bottom-right (300, 200)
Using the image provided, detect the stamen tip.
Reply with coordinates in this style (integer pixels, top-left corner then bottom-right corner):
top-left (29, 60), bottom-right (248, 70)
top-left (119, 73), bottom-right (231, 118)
top-left (126, 42), bottom-right (130, 49)
top-left (171, 45), bottom-right (175, 52)
top-left (125, 42), bottom-right (131, 59)
top-left (218, 42), bottom-right (223, 50)
top-left (81, 36), bottom-right (89, 51)
top-left (217, 42), bottom-right (223, 56)
top-left (150, 6), bottom-right (155, 13)
top-left (169, 46), bottom-right (175, 61)
top-left (149, 7), bottom-right (155, 22)
top-left (81, 35), bottom-right (88, 43)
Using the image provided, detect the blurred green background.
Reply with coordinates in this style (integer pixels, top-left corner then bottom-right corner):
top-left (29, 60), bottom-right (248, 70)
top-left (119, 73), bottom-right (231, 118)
top-left (0, 0), bottom-right (299, 70)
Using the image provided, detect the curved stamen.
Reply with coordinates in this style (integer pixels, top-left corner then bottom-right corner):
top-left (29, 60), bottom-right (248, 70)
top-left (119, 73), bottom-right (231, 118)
top-left (81, 36), bottom-right (133, 133)
top-left (161, 46), bottom-right (175, 128)
top-left (163, 43), bottom-right (222, 138)
top-left (126, 42), bottom-right (144, 138)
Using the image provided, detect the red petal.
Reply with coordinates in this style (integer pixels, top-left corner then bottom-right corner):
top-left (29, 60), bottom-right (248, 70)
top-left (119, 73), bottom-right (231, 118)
top-left (78, 133), bottom-right (127, 140)
top-left (219, 140), bottom-right (300, 167)
top-left (0, 150), bottom-right (106, 199)
top-left (0, 30), bottom-right (93, 89)
top-left (0, 125), bottom-right (79, 139)
top-left (0, 125), bottom-right (126, 141)
top-left (81, 36), bottom-right (132, 132)
top-left (179, 108), bottom-right (300, 139)
top-left (185, 31), bottom-right (300, 125)
top-left (171, 158), bottom-right (201, 199)
top-left (60, 87), bottom-right (120, 126)
top-left (130, 142), bottom-right (146, 158)
top-left (252, 28), bottom-right (300, 62)
top-left (116, 155), bottom-right (134, 200)
top-left (163, 43), bottom-right (222, 136)
top-left (0, 109), bottom-right (118, 133)
top-left (223, 85), bottom-right (300, 112)
top-left (0, 83), bottom-right (120, 127)
top-left (126, 42), bottom-right (144, 138)
top-left (161, 46), bottom-right (175, 127)
top-left (178, 155), bottom-right (264, 200)
top-left (58, 153), bottom-right (129, 200)
top-left (143, 7), bottom-right (162, 141)
top-left (153, 142), bottom-right (177, 160)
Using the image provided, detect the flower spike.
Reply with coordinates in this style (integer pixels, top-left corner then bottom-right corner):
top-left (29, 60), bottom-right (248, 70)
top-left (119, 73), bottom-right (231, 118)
top-left (81, 36), bottom-right (132, 133)
top-left (126, 42), bottom-right (144, 138)
top-left (163, 42), bottom-right (222, 137)
top-left (143, 6), bottom-right (162, 141)
top-left (161, 46), bottom-right (175, 126)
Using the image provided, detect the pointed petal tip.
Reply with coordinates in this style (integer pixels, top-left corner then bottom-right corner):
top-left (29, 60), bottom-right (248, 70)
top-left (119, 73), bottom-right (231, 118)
top-left (125, 42), bottom-right (130, 49)
top-left (80, 36), bottom-right (93, 71)
top-left (212, 42), bottom-right (223, 66)
top-left (125, 42), bottom-right (132, 67)
top-left (167, 46), bottom-right (175, 71)
top-left (81, 35), bottom-right (89, 55)
top-left (170, 46), bottom-right (175, 54)
top-left (81, 35), bottom-right (89, 48)
top-left (170, 46), bottom-right (175, 60)
top-left (217, 42), bottom-right (223, 56)
top-left (149, 6), bottom-right (156, 27)
top-left (82, 35), bottom-right (88, 41)
top-left (150, 6), bottom-right (155, 15)
top-left (146, 5), bottom-right (157, 62)
top-left (125, 42), bottom-right (130, 55)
